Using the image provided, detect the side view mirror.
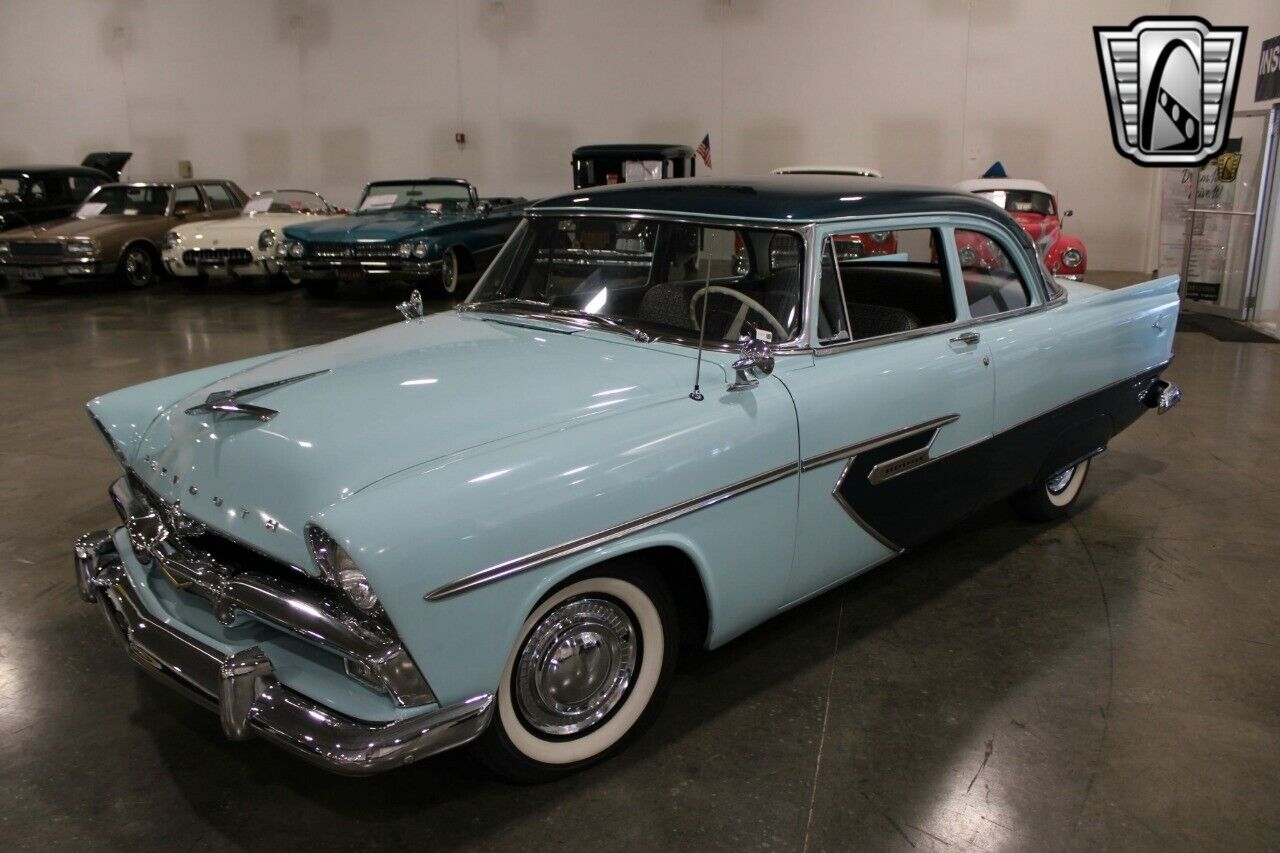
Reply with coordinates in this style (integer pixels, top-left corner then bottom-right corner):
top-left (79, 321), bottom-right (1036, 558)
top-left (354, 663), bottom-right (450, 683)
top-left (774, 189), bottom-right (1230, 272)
top-left (477, 200), bottom-right (492, 215)
top-left (728, 332), bottom-right (774, 392)
top-left (1063, 209), bottom-right (1074, 217)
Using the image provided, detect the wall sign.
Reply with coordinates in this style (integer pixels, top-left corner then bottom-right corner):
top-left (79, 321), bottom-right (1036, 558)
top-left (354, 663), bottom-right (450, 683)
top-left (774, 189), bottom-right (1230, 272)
top-left (1258, 34), bottom-right (1280, 101)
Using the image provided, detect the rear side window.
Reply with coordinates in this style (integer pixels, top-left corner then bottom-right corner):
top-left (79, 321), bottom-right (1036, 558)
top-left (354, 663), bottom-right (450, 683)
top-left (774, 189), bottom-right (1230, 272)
top-left (820, 228), bottom-right (956, 342)
top-left (202, 183), bottom-right (238, 211)
top-left (173, 185), bottom-right (204, 213)
top-left (953, 230), bottom-right (1031, 317)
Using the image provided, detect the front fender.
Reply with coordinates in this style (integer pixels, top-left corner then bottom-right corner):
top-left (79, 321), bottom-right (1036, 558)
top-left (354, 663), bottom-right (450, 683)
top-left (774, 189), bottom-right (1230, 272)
top-left (1046, 234), bottom-right (1087, 275)
top-left (312, 379), bottom-right (801, 705)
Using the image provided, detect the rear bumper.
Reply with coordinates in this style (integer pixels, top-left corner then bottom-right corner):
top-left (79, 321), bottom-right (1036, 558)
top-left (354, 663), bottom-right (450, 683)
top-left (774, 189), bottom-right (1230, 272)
top-left (75, 529), bottom-right (494, 775)
top-left (1143, 379), bottom-right (1182, 414)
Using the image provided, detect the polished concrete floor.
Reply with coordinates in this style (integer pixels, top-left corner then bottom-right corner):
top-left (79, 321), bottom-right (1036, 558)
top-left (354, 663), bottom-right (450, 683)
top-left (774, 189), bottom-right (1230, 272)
top-left (1, 276), bottom-right (1277, 851)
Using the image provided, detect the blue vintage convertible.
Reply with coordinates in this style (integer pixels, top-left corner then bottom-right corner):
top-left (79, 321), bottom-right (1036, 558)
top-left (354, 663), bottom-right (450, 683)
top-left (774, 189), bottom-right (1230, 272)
top-left (76, 176), bottom-right (1181, 780)
top-left (278, 178), bottom-right (525, 297)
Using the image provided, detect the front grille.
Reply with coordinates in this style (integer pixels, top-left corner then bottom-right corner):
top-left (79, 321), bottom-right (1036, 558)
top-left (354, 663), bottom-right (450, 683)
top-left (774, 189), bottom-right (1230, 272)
top-left (183, 248), bottom-right (253, 266)
top-left (9, 240), bottom-right (64, 262)
top-left (307, 241), bottom-right (399, 260)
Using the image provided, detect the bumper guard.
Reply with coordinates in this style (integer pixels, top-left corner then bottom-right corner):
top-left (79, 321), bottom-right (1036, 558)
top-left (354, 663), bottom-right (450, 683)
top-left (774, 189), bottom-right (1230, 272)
top-left (74, 530), bottom-right (493, 775)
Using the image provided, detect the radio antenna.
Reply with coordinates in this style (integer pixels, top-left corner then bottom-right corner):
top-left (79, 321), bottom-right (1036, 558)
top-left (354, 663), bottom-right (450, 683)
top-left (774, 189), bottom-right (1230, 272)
top-left (689, 242), bottom-right (712, 401)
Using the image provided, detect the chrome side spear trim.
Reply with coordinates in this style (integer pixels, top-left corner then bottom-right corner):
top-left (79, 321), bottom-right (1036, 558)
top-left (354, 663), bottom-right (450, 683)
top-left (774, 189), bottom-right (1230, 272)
top-left (184, 369), bottom-right (330, 420)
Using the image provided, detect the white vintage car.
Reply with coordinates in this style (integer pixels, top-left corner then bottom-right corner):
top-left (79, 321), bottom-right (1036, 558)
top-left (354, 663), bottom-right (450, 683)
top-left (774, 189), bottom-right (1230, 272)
top-left (162, 189), bottom-right (337, 284)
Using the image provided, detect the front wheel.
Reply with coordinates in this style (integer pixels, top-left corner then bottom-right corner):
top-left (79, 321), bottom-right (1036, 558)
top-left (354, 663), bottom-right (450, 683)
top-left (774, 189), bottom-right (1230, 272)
top-left (1010, 457), bottom-right (1091, 521)
top-left (118, 245), bottom-right (157, 289)
top-left (471, 566), bottom-right (677, 782)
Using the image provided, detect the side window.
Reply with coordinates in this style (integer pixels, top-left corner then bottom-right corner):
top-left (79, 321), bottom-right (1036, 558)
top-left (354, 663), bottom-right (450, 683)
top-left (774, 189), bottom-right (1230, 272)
top-left (953, 230), bottom-right (1031, 317)
top-left (27, 179), bottom-right (47, 201)
top-left (825, 228), bottom-right (955, 342)
top-left (202, 183), bottom-right (238, 211)
top-left (173, 185), bottom-right (204, 214)
top-left (68, 176), bottom-right (98, 201)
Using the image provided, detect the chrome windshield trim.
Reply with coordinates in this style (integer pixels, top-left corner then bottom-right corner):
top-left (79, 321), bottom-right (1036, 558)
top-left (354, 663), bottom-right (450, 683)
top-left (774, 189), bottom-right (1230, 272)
top-left (425, 461), bottom-right (800, 601)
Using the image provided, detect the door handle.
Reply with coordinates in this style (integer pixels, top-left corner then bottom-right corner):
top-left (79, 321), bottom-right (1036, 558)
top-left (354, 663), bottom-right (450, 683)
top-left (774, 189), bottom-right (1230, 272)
top-left (950, 331), bottom-right (980, 345)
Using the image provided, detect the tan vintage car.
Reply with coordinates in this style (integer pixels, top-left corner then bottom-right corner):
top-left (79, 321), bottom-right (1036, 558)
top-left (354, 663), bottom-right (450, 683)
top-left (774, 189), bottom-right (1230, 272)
top-left (0, 179), bottom-right (246, 289)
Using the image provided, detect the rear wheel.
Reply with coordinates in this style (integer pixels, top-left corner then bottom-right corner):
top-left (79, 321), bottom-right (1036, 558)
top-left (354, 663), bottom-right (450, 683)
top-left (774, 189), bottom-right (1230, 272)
top-left (1010, 457), bottom-right (1090, 521)
top-left (471, 564), bottom-right (677, 783)
top-left (118, 244), bottom-right (158, 289)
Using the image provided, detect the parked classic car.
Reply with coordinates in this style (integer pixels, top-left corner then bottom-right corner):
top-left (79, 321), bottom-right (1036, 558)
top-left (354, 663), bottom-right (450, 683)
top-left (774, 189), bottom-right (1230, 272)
top-left (162, 189), bottom-right (338, 286)
top-left (0, 179), bottom-right (247, 289)
top-left (572, 144), bottom-right (697, 189)
top-left (0, 152), bottom-right (131, 233)
top-left (278, 178), bottom-right (526, 298)
top-left (955, 178), bottom-right (1087, 279)
top-left (76, 176), bottom-right (1180, 780)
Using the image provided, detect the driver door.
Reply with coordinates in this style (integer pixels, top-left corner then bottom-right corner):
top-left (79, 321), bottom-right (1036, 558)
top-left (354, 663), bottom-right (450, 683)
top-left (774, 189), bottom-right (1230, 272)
top-left (779, 222), bottom-right (995, 601)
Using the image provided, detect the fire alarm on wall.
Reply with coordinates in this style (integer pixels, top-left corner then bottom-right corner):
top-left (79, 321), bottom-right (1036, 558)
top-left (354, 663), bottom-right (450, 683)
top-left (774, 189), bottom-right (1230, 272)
top-left (455, 132), bottom-right (466, 145)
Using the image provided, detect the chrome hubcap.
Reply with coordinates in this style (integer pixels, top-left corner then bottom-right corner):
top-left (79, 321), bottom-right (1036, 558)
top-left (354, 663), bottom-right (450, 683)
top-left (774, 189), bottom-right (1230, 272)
top-left (1047, 466), bottom-right (1076, 495)
top-left (515, 597), bottom-right (636, 736)
top-left (127, 251), bottom-right (151, 285)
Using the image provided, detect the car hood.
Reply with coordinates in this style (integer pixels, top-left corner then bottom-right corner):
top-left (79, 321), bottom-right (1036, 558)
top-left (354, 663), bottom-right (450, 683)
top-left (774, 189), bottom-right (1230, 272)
top-left (127, 312), bottom-right (705, 571)
top-left (284, 210), bottom-right (470, 243)
top-left (173, 213), bottom-right (318, 247)
top-left (5, 215), bottom-right (164, 241)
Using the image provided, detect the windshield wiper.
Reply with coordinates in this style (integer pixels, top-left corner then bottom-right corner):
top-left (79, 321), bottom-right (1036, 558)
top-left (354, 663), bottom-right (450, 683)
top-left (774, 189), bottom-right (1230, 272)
top-left (461, 299), bottom-right (651, 342)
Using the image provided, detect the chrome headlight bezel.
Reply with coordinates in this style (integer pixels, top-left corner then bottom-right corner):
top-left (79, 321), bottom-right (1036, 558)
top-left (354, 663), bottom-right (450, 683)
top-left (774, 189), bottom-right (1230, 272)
top-left (161, 230), bottom-right (181, 251)
top-left (66, 237), bottom-right (99, 257)
top-left (257, 228), bottom-right (276, 252)
top-left (288, 240), bottom-right (305, 258)
top-left (397, 242), bottom-right (413, 259)
top-left (306, 524), bottom-right (380, 612)
top-left (869, 231), bottom-right (891, 242)
top-left (412, 241), bottom-right (429, 260)
top-left (1060, 247), bottom-right (1083, 269)
top-left (958, 245), bottom-right (978, 267)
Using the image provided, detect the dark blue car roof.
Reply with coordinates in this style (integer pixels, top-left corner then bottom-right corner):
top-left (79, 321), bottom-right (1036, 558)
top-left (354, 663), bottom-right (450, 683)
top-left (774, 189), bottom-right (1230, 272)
top-left (530, 175), bottom-right (1005, 224)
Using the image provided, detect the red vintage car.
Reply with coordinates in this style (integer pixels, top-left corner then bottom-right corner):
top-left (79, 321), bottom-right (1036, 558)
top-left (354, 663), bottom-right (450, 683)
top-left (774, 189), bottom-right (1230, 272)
top-left (954, 178), bottom-right (1086, 279)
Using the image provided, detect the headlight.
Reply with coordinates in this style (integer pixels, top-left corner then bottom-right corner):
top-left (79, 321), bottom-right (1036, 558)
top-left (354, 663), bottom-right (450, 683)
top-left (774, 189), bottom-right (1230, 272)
top-left (958, 246), bottom-right (977, 266)
top-left (412, 242), bottom-right (429, 259)
top-left (66, 237), bottom-right (98, 257)
top-left (275, 241), bottom-right (290, 258)
top-left (0, 241), bottom-right (10, 259)
top-left (1060, 247), bottom-right (1082, 268)
top-left (161, 231), bottom-right (180, 251)
top-left (306, 525), bottom-right (380, 611)
top-left (289, 241), bottom-right (304, 258)
top-left (397, 242), bottom-right (413, 259)
top-left (257, 228), bottom-right (276, 252)
top-left (869, 231), bottom-right (890, 242)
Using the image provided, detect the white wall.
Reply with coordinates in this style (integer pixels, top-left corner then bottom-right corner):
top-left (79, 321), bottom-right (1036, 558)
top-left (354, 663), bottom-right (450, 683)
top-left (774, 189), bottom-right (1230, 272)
top-left (1, 0), bottom-right (1276, 271)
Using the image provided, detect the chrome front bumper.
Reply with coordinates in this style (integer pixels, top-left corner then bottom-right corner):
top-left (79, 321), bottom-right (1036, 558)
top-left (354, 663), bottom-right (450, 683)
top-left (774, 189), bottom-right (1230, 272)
top-left (74, 530), bottom-right (494, 775)
top-left (284, 258), bottom-right (442, 281)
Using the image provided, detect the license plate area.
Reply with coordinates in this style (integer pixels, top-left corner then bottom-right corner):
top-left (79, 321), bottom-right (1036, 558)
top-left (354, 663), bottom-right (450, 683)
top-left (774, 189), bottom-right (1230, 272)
top-left (20, 268), bottom-right (45, 281)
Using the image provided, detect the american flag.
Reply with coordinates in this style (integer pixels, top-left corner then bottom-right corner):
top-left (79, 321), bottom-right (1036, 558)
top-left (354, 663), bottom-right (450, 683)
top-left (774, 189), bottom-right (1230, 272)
top-left (696, 134), bottom-right (712, 169)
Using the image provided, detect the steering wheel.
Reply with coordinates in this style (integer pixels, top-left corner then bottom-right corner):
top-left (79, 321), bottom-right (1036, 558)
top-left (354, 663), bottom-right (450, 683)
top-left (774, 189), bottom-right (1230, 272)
top-left (689, 286), bottom-right (789, 342)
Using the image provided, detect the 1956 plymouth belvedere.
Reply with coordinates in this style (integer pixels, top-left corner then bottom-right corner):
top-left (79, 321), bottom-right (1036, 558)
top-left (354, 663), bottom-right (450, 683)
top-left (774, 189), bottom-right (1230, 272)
top-left (162, 189), bottom-right (339, 286)
top-left (277, 178), bottom-right (526, 298)
top-left (76, 176), bottom-right (1180, 780)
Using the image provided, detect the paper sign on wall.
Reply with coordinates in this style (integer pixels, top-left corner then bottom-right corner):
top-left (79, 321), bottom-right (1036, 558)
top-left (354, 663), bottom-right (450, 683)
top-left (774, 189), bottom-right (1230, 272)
top-left (360, 194), bottom-right (398, 211)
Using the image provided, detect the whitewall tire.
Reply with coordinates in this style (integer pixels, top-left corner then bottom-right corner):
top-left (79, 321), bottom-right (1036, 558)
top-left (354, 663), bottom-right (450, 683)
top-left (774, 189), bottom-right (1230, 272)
top-left (472, 565), bottom-right (677, 781)
top-left (1011, 457), bottom-right (1091, 521)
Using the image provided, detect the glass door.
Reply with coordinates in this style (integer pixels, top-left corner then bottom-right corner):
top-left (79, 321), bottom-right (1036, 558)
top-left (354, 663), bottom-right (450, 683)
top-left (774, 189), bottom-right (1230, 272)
top-left (1159, 108), bottom-right (1278, 320)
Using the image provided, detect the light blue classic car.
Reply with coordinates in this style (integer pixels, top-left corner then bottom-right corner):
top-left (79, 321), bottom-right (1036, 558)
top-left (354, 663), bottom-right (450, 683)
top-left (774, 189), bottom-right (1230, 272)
top-left (278, 178), bottom-right (526, 297)
top-left (76, 176), bottom-right (1181, 780)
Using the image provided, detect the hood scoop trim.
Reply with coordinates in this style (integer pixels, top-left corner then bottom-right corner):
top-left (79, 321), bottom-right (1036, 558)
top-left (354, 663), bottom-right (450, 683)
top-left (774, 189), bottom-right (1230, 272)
top-left (184, 369), bottom-right (330, 422)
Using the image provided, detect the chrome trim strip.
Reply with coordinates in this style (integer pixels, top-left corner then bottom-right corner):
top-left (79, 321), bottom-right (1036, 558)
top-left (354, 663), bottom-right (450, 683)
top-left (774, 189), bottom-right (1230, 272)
top-left (800, 414), bottom-right (959, 472)
top-left (425, 460), bottom-right (800, 601)
top-left (832, 462), bottom-right (903, 553)
top-left (75, 532), bottom-right (492, 776)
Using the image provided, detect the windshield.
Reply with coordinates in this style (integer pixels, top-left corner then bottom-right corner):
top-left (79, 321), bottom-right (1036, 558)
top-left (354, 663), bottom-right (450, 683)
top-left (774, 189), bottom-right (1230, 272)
top-left (243, 190), bottom-right (328, 215)
top-left (469, 216), bottom-right (806, 344)
top-left (357, 182), bottom-right (472, 213)
top-left (78, 185), bottom-right (170, 217)
top-left (977, 189), bottom-right (1055, 216)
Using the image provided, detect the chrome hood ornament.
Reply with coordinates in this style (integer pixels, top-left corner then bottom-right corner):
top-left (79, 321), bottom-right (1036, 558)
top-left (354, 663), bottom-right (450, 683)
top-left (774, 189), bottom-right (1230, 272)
top-left (184, 369), bottom-right (330, 421)
top-left (398, 289), bottom-right (425, 321)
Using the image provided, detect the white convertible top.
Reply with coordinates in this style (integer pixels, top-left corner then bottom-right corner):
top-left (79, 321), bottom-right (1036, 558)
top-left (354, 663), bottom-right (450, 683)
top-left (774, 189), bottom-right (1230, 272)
top-left (773, 165), bottom-right (883, 178)
top-left (955, 177), bottom-right (1053, 195)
